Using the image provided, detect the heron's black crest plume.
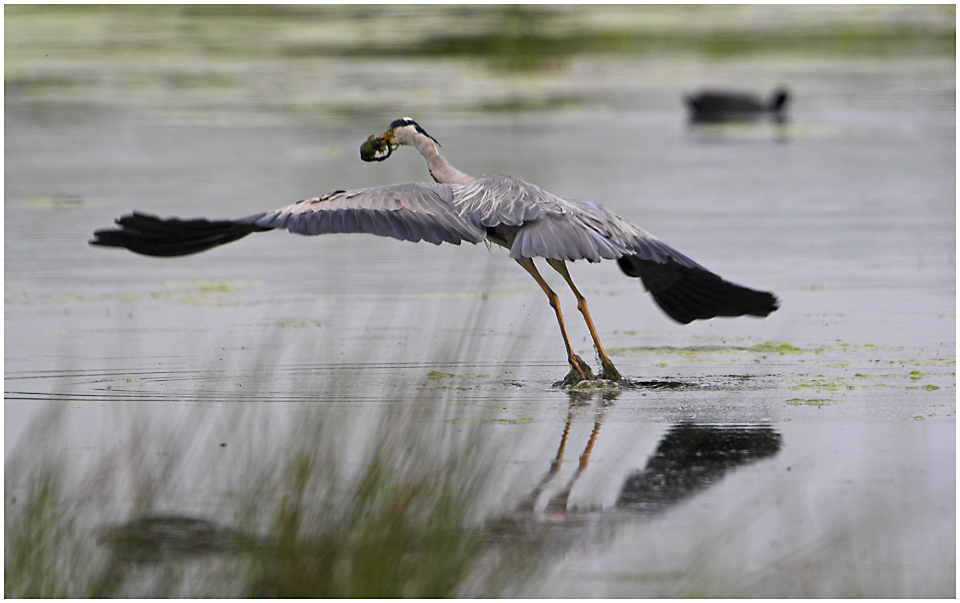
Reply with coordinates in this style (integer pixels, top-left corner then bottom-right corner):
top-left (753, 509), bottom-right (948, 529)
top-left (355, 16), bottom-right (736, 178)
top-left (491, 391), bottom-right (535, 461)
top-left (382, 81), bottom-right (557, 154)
top-left (390, 117), bottom-right (440, 147)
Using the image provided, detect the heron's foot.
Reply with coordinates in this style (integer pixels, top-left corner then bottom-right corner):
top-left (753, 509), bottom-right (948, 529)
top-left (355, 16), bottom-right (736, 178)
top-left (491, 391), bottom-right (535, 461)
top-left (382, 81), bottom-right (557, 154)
top-left (555, 355), bottom-right (594, 388)
top-left (598, 358), bottom-right (622, 382)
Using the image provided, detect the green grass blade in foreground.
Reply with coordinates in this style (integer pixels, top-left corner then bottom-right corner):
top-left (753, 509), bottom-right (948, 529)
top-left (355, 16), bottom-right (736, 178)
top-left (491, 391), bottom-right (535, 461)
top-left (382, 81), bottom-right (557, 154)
top-left (4, 379), bottom-right (524, 597)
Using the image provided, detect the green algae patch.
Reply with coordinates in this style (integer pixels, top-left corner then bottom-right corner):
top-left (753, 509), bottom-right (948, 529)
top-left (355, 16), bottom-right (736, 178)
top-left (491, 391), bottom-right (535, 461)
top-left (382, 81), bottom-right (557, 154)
top-left (568, 379), bottom-right (620, 391)
top-left (162, 279), bottom-right (248, 294)
top-left (14, 195), bottom-right (86, 210)
top-left (608, 340), bottom-right (807, 357)
top-left (747, 341), bottom-right (804, 354)
top-left (427, 371), bottom-right (489, 381)
top-left (786, 398), bottom-right (839, 406)
top-left (52, 292), bottom-right (140, 304)
top-left (790, 377), bottom-right (854, 391)
top-left (152, 280), bottom-right (259, 306)
top-left (273, 320), bottom-right (322, 329)
top-left (482, 417), bottom-right (534, 425)
top-left (607, 345), bottom-right (730, 356)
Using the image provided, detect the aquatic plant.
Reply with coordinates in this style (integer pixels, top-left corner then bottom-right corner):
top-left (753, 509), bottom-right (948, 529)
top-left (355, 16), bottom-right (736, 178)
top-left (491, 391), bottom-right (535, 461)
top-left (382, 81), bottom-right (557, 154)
top-left (4, 393), bottom-right (517, 597)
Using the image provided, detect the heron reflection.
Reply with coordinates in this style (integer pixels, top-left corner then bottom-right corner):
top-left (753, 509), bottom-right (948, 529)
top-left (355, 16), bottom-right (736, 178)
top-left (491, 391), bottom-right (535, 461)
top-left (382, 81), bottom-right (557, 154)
top-left (96, 393), bottom-right (782, 591)
top-left (515, 391), bottom-right (782, 519)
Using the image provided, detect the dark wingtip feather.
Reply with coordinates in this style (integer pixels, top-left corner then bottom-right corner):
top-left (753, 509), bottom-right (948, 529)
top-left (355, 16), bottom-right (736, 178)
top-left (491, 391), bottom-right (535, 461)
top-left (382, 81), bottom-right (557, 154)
top-left (90, 212), bottom-right (270, 257)
top-left (652, 277), bottom-right (779, 325)
top-left (618, 254), bottom-right (779, 324)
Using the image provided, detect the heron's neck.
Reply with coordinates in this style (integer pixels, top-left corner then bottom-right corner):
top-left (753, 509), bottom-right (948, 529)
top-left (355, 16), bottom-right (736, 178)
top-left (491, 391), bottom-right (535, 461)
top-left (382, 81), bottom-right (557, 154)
top-left (410, 132), bottom-right (474, 184)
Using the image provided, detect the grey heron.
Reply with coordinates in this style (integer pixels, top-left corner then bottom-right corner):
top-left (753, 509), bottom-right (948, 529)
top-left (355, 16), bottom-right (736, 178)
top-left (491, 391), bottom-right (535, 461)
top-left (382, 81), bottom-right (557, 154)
top-left (91, 117), bottom-right (778, 385)
top-left (685, 88), bottom-right (789, 123)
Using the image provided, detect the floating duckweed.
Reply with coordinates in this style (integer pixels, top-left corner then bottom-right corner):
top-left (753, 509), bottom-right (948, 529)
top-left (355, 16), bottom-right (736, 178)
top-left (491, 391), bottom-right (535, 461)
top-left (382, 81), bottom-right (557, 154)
top-left (151, 280), bottom-right (257, 306)
top-left (790, 378), bottom-right (852, 391)
top-left (569, 379), bottom-right (620, 391)
top-left (609, 340), bottom-right (807, 357)
top-left (162, 279), bottom-right (249, 294)
top-left (786, 398), bottom-right (838, 405)
top-left (274, 320), bottom-right (322, 329)
top-left (53, 292), bottom-right (139, 304)
top-left (427, 371), bottom-right (489, 381)
top-left (748, 341), bottom-right (804, 354)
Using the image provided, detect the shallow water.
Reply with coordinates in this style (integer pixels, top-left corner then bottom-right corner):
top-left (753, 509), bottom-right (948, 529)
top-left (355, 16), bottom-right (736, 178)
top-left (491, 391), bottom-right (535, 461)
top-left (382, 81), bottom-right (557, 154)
top-left (5, 6), bottom-right (956, 597)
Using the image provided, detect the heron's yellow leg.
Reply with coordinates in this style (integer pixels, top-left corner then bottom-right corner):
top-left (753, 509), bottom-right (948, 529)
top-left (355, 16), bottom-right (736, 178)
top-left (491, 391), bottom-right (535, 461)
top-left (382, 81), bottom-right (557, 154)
top-left (546, 259), bottom-right (622, 381)
top-left (515, 257), bottom-right (593, 382)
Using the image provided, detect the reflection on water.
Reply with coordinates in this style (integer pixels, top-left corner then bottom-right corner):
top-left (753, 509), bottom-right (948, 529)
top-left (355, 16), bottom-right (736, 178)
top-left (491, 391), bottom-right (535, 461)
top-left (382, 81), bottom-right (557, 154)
top-left (520, 393), bottom-right (783, 518)
top-left (97, 516), bottom-right (257, 564)
top-left (617, 423), bottom-right (782, 512)
top-left (73, 389), bottom-right (783, 597)
top-left (486, 392), bottom-right (784, 582)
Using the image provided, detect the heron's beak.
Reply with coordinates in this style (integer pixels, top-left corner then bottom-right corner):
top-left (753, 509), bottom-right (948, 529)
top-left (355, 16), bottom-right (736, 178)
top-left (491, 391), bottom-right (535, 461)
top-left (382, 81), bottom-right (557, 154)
top-left (359, 132), bottom-right (398, 162)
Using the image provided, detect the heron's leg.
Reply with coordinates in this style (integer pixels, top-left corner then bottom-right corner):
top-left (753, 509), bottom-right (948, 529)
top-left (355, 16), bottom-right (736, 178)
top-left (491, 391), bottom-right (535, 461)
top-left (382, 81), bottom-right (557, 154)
top-left (546, 258), bottom-right (622, 381)
top-left (515, 257), bottom-right (593, 382)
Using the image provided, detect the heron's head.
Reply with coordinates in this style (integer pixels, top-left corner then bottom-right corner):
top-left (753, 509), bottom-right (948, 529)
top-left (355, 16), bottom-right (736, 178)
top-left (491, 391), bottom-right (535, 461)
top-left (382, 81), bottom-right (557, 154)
top-left (359, 117), bottom-right (440, 162)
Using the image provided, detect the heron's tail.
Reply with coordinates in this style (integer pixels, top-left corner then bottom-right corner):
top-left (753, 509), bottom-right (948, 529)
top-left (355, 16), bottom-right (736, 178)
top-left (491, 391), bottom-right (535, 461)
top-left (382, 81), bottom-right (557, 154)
top-left (90, 212), bottom-right (271, 257)
top-left (618, 255), bottom-right (779, 324)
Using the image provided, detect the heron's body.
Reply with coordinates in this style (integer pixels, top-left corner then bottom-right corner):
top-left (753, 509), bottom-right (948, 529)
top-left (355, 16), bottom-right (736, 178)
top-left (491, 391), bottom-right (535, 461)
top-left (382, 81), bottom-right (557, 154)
top-left (92, 118), bottom-right (778, 385)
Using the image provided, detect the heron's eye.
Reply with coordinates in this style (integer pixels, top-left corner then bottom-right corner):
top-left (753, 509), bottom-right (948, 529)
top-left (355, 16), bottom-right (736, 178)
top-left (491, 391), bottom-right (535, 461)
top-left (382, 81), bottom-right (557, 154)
top-left (359, 135), bottom-right (396, 162)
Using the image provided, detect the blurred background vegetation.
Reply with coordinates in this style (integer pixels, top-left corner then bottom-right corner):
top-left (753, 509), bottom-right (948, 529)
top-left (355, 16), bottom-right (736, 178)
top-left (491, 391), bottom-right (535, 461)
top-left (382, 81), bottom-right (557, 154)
top-left (6, 4), bottom-right (954, 121)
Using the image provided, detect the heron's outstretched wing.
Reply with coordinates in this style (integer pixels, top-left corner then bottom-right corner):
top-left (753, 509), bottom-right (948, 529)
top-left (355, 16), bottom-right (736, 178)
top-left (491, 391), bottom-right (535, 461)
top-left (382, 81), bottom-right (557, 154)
top-left (90, 212), bottom-right (272, 257)
top-left (450, 174), bottom-right (777, 322)
top-left (452, 174), bottom-right (637, 262)
top-left (451, 174), bottom-right (697, 265)
top-left (618, 252), bottom-right (779, 323)
top-left (252, 181), bottom-right (486, 245)
top-left (596, 206), bottom-right (778, 323)
top-left (91, 181), bottom-right (487, 257)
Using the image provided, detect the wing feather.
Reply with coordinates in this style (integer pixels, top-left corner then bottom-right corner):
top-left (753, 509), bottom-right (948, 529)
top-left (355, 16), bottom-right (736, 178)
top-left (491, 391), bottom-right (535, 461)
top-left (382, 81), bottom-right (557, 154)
top-left (341, 208), bottom-right (360, 233)
top-left (255, 182), bottom-right (485, 246)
